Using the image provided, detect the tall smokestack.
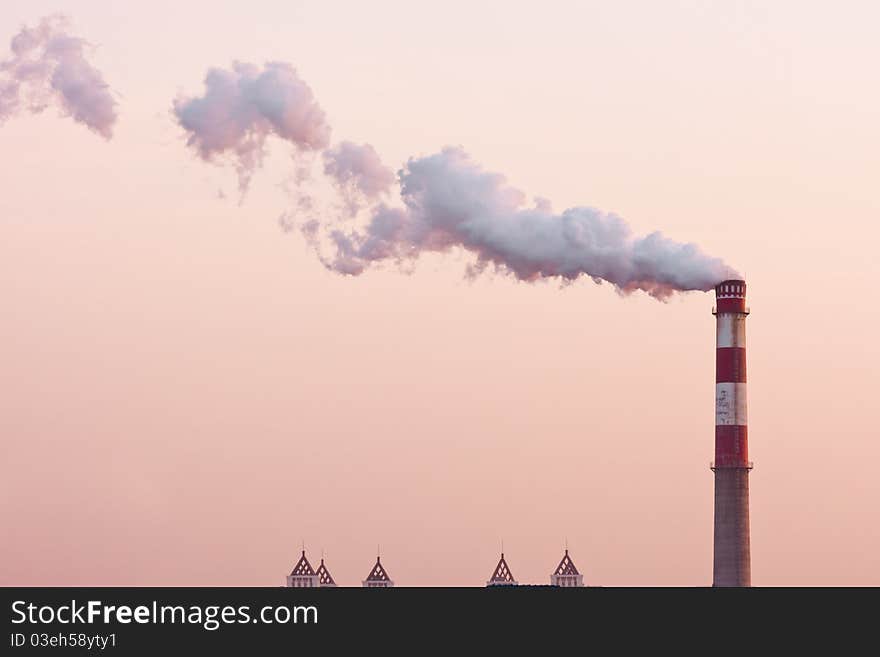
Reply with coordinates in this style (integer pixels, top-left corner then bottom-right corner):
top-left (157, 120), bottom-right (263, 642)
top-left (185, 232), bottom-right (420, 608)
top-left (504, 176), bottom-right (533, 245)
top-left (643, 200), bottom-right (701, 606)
top-left (712, 279), bottom-right (752, 586)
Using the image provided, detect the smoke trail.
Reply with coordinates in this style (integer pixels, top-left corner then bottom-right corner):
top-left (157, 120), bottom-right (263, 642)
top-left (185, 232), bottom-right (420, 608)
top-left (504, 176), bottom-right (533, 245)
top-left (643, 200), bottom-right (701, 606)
top-left (0, 15), bottom-right (117, 138)
top-left (173, 60), bottom-right (737, 297)
top-left (173, 61), bottom-right (330, 193)
top-left (323, 141), bottom-right (395, 217)
top-left (313, 147), bottom-right (737, 298)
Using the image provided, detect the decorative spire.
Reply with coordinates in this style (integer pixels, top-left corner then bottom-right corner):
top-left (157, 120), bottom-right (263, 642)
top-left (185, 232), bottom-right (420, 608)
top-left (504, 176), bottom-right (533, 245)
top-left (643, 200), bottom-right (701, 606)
top-left (364, 557), bottom-right (391, 582)
top-left (316, 558), bottom-right (336, 586)
top-left (289, 551), bottom-right (316, 577)
top-left (487, 552), bottom-right (518, 586)
top-left (550, 547), bottom-right (584, 587)
top-left (553, 550), bottom-right (580, 576)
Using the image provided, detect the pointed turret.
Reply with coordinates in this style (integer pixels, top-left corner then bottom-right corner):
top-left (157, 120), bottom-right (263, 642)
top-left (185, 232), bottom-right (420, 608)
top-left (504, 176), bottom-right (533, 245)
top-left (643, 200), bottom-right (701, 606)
top-left (486, 553), bottom-right (518, 586)
top-left (550, 549), bottom-right (584, 587)
top-left (362, 555), bottom-right (394, 587)
top-left (315, 558), bottom-right (337, 587)
top-left (286, 550), bottom-right (319, 588)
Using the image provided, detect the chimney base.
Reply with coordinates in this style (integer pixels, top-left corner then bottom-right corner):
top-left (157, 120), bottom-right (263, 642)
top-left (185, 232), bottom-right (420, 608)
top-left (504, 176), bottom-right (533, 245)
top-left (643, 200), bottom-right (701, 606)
top-left (712, 466), bottom-right (752, 587)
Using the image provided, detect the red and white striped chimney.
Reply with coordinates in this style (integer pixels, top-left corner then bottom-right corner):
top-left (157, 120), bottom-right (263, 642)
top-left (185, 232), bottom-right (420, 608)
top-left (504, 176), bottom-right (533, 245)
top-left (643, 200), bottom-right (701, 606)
top-left (712, 279), bottom-right (752, 587)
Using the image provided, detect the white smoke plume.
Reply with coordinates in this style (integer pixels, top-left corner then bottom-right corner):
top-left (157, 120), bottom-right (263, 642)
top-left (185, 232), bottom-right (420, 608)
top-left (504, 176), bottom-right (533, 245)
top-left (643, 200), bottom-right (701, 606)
top-left (323, 141), bottom-right (395, 216)
top-left (0, 15), bottom-right (117, 138)
top-left (173, 60), bottom-right (736, 297)
top-left (313, 147), bottom-right (738, 298)
top-left (173, 61), bottom-right (330, 193)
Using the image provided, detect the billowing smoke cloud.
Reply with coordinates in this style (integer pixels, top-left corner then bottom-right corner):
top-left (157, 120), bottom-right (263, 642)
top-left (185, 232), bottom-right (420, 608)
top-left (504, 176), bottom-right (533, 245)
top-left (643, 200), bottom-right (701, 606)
top-left (173, 61), bottom-right (330, 192)
top-left (0, 15), bottom-right (117, 138)
top-left (313, 148), bottom-right (737, 298)
top-left (323, 141), bottom-right (395, 216)
top-left (174, 60), bottom-right (736, 297)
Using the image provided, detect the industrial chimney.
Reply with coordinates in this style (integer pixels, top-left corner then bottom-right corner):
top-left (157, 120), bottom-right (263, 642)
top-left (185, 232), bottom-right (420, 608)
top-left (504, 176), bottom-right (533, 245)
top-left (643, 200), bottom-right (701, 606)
top-left (712, 279), bottom-right (752, 587)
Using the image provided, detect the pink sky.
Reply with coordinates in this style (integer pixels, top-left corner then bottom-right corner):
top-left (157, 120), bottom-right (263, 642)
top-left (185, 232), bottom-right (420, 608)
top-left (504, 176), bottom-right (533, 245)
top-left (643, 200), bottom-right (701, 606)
top-left (1, 0), bottom-right (878, 586)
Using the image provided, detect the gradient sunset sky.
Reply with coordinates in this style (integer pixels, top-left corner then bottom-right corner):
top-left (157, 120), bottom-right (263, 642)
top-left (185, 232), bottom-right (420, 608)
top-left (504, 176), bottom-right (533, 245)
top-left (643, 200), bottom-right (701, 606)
top-left (1, 0), bottom-right (878, 586)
